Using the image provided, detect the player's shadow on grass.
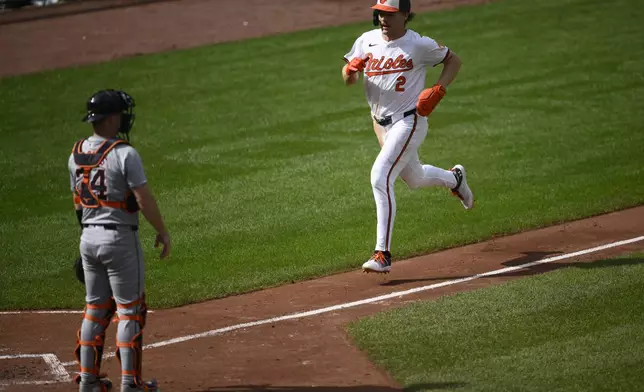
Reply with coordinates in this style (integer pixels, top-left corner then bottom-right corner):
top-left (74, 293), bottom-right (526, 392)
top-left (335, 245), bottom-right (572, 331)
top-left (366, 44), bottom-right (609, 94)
top-left (563, 256), bottom-right (644, 269)
top-left (500, 252), bottom-right (644, 275)
top-left (198, 382), bottom-right (467, 391)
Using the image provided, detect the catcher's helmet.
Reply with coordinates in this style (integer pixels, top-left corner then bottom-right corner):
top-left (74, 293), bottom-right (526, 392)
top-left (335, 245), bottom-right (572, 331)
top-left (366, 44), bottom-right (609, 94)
top-left (82, 89), bottom-right (136, 137)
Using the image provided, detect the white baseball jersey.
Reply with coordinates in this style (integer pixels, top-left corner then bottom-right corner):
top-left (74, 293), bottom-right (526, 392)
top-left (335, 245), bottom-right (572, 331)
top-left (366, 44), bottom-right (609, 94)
top-left (344, 28), bottom-right (449, 119)
top-left (68, 135), bottom-right (147, 226)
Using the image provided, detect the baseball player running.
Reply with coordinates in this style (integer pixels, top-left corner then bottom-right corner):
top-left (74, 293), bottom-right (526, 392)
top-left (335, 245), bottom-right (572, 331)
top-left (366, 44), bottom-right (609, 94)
top-left (69, 89), bottom-right (170, 392)
top-left (342, 0), bottom-right (474, 274)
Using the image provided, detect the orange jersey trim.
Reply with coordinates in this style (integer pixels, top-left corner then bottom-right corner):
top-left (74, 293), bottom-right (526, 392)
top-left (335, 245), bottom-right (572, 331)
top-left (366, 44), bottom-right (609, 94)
top-left (366, 69), bottom-right (413, 77)
top-left (434, 49), bottom-right (451, 67)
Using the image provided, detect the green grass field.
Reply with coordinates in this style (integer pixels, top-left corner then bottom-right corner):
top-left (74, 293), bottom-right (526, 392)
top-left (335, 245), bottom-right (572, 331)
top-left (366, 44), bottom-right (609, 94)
top-left (0, 0), bottom-right (643, 309)
top-left (348, 253), bottom-right (644, 392)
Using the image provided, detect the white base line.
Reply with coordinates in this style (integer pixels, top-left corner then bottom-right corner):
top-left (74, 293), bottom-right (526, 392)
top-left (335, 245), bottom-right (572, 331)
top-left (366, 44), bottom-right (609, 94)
top-left (42, 354), bottom-right (71, 381)
top-left (54, 235), bottom-right (644, 368)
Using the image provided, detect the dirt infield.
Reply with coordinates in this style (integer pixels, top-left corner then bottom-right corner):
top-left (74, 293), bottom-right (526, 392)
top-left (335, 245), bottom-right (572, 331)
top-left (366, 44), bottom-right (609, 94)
top-left (2, 1), bottom-right (643, 391)
top-left (0, 0), bottom-right (491, 78)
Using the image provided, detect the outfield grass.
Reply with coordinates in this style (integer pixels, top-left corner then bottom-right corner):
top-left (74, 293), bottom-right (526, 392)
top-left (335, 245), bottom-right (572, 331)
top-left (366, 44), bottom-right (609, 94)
top-left (348, 253), bottom-right (644, 392)
top-left (1, 0), bottom-right (643, 309)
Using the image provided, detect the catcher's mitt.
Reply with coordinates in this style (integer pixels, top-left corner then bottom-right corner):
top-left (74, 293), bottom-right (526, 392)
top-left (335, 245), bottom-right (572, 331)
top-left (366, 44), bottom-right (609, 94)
top-left (74, 256), bottom-right (85, 285)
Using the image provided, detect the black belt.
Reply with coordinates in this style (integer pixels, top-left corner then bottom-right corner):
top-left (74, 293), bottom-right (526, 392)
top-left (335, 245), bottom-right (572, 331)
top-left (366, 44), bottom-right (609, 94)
top-left (83, 224), bottom-right (138, 231)
top-left (374, 108), bottom-right (417, 126)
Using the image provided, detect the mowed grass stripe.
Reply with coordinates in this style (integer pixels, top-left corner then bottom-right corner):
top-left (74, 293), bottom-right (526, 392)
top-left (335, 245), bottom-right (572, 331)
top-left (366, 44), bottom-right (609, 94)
top-left (348, 253), bottom-right (644, 392)
top-left (0, 0), bottom-right (643, 309)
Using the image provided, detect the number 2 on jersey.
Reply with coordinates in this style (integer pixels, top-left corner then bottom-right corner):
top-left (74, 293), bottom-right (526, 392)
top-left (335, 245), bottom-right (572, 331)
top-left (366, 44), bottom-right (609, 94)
top-left (395, 76), bottom-right (407, 92)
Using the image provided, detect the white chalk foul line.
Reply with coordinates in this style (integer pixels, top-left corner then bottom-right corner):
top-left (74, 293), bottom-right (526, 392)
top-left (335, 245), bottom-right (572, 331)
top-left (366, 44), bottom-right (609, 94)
top-left (55, 235), bottom-right (644, 368)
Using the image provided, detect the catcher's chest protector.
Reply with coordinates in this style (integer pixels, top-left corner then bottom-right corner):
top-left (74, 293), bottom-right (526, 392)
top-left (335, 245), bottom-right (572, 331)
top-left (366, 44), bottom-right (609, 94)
top-left (73, 138), bottom-right (138, 211)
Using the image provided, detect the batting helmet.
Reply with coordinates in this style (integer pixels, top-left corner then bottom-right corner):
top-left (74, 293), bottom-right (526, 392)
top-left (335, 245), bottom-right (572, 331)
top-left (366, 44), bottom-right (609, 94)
top-left (372, 0), bottom-right (414, 26)
top-left (82, 89), bottom-right (136, 137)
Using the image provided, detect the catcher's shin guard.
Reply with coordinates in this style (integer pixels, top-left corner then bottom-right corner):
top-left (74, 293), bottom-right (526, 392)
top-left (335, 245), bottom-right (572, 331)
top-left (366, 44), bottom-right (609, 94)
top-left (74, 298), bottom-right (116, 381)
top-left (115, 295), bottom-right (153, 388)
